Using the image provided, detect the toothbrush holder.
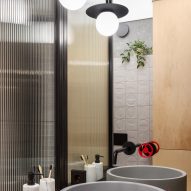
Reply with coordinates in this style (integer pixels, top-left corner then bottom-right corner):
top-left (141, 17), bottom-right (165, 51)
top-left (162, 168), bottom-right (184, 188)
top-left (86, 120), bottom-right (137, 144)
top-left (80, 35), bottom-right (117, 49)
top-left (40, 178), bottom-right (55, 191)
top-left (84, 164), bottom-right (96, 182)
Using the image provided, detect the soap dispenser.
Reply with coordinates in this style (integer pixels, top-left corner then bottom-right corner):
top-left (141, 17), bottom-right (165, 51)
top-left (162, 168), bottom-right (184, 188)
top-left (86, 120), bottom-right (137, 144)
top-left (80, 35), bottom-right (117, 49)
top-left (23, 172), bottom-right (40, 191)
top-left (92, 154), bottom-right (104, 180)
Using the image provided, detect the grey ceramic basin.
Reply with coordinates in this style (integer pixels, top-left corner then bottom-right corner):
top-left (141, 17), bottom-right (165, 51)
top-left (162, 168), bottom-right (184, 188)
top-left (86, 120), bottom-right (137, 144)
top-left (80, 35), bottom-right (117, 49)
top-left (107, 165), bottom-right (187, 191)
top-left (61, 181), bottom-right (165, 191)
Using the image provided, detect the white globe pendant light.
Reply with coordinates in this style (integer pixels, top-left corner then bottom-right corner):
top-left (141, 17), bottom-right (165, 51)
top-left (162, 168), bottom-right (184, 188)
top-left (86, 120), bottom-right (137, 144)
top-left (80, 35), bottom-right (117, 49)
top-left (96, 12), bottom-right (119, 36)
top-left (59, 0), bottom-right (87, 10)
top-left (86, 3), bottom-right (129, 36)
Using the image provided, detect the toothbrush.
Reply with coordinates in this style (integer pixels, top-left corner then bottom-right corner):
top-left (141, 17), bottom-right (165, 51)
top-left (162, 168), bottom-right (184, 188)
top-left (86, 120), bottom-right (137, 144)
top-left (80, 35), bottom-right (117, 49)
top-left (80, 155), bottom-right (86, 165)
top-left (80, 155), bottom-right (88, 165)
top-left (38, 165), bottom-right (43, 179)
top-left (48, 165), bottom-right (53, 179)
top-left (85, 155), bottom-right (89, 164)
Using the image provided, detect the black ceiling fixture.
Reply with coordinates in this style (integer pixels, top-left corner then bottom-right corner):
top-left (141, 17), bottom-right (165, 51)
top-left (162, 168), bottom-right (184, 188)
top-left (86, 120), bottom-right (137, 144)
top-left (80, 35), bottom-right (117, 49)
top-left (86, 0), bottom-right (129, 36)
top-left (86, 3), bottom-right (129, 19)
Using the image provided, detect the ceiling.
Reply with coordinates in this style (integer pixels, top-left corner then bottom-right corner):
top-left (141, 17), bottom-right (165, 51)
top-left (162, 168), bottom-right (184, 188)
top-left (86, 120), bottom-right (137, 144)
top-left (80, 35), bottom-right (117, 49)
top-left (114, 0), bottom-right (153, 22)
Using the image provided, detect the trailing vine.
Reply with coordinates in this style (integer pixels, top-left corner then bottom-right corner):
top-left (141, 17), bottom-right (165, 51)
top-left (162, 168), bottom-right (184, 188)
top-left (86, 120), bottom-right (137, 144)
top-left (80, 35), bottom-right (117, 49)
top-left (120, 40), bottom-right (152, 68)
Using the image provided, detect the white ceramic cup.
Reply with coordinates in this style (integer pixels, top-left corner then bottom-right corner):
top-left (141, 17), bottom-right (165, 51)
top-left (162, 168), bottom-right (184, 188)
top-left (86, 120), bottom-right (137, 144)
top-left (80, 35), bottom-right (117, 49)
top-left (84, 164), bottom-right (96, 182)
top-left (40, 178), bottom-right (55, 191)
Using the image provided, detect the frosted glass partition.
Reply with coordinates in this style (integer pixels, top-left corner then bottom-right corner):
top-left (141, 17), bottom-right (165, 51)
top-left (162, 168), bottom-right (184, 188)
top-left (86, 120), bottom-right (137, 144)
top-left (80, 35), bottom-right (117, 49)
top-left (67, 0), bottom-right (109, 183)
top-left (0, 0), bottom-right (55, 190)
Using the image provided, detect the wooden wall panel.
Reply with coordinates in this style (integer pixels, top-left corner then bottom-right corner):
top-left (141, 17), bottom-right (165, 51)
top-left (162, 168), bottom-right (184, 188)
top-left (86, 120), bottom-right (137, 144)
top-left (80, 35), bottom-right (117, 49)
top-left (153, 0), bottom-right (191, 149)
top-left (153, 150), bottom-right (191, 191)
top-left (153, 0), bottom-right (191, 190)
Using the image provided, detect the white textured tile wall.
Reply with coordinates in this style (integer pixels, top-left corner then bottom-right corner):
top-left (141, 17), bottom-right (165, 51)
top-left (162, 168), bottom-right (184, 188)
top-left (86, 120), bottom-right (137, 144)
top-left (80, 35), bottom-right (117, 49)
top-left (113, 19), bottom-right (153, 166)
top-left (113, 55), bottom-right (153, 166)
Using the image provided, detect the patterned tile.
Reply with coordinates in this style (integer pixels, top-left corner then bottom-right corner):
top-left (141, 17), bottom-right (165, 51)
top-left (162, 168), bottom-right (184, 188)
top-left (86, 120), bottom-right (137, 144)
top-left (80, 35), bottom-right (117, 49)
top-left (126, 93), bottom-right (137, 106)
top-left (126, 106), bottom-right (137, 119)
top-left (126, 70), bottom-right (137, 82)
top-left (149, 106), bottom-right (153, 121)
top-left (146, 55), bottom-right (153, 68)
top-left (149, 80), bottom-right (153, 93)
top-left (127, 131), bottom-right (138, 143)
top-left (138, 93), bottom-right (150, 106)
top-left (138, 81), bottom-right (149, 93)
top-left (138, 68), bottom-right (150, 81)
top-left (138, 130), bottom-right (150, 143)
top-left (114, 82), bottom-right (126, 91)
top-left (126, 82), bottom-right (138, 94)
top-left (138, 106), bottom-right (150, 119)
top-left (114, 107), bottom-right (126, 119)
top-left (149, 91), bottom-right (153, 106)
top-left (138, 118), bottom-right (150, 131)
top-left (114, 70), bottom-right (126, 82)
top-left (114, 119), bottom-right (126, 132)
top-left (114, 93), bottom-right (126, 107)
top-left (117, 153), bottom-right (138, 166)
top-left (149, 67), bottom-right (153, 81)
top-left (126, 118), bottom-right (137, 131)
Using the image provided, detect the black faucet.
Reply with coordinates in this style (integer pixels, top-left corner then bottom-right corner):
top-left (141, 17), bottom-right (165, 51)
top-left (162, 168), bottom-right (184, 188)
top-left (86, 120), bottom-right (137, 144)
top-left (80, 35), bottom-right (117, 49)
top-left (113, 142), bottom-right (141, 165)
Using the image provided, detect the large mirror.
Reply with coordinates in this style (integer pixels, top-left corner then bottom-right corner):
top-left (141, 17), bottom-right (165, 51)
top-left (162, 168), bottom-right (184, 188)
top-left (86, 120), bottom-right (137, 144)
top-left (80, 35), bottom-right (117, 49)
top-left (112, 0), bottom-right (191, 190)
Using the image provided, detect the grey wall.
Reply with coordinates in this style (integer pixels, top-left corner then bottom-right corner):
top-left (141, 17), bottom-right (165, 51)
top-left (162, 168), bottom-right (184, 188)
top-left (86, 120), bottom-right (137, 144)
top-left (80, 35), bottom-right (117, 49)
top-left (113, 19), bottom-right (152, 58)
top-left (113, 19), bottom-right (153, 165)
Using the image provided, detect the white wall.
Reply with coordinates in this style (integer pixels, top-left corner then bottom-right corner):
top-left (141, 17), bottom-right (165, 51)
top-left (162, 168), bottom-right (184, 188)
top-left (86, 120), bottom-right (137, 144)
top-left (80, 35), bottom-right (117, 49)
top-left (114, 0), bottom-right (153, 22)
top-left (113, 19), bottom-right (153, 166)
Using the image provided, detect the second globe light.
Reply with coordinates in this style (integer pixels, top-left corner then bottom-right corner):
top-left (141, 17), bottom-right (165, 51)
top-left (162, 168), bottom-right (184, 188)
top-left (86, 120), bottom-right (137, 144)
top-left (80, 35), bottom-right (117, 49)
top-left (96, 12), bottom-right (119, 37)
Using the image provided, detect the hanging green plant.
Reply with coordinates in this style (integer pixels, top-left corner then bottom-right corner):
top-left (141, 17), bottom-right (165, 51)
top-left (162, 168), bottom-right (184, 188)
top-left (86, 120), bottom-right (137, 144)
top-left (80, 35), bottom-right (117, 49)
top-left (120, 40), bottom-right (152, 68)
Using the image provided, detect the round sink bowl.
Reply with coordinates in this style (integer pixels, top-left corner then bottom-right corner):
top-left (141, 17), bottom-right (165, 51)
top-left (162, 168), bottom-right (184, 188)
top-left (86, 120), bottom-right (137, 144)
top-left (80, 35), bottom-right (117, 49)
top-left (61, 181), bottom-right (165, 191)
top-left (107, 165), bottom-right (187, 191)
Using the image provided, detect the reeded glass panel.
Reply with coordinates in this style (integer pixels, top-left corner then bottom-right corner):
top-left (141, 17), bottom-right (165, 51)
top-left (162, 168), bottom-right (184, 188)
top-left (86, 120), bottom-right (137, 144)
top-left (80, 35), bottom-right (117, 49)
top-left (0, 0), bottom-right (55, 190)
top-left (68, 0), bottom-right (109, 183)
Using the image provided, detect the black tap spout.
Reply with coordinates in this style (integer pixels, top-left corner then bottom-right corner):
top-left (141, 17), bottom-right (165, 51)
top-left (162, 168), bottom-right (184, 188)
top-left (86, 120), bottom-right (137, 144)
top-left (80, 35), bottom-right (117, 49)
top-left (113, 142), bottom-right (141, 165)
top-left (113, 147), bottom-right (127, 165)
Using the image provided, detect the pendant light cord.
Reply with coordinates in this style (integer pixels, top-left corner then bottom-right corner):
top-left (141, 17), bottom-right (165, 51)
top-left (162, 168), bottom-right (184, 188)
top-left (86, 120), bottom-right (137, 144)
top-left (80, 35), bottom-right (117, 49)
top-left (106, 0), bottom-right (112, 3)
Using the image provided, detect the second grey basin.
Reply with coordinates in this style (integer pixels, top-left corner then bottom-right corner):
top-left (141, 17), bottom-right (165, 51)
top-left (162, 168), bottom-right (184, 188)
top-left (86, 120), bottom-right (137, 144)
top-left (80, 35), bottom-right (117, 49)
top-left (61, 181), bottom-right (165, 191)
top-left (107, 165), bottom-right (187, 191)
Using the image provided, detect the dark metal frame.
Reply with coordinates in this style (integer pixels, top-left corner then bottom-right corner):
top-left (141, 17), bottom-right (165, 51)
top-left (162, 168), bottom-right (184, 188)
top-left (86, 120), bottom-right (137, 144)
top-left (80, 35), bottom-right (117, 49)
top-left (108, 36), bottom-right (113, 167)
top-left (55, 1), bottom-right (68, 190)
top-left (108, 0), bottom-right (114, 169)
top-left (55, 0), bottom-right (114, 189)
